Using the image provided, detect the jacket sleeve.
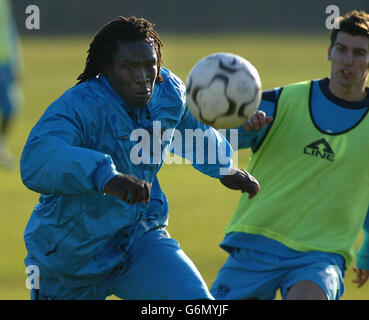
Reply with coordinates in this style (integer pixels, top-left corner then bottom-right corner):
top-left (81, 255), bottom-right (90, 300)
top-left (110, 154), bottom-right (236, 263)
top-left (356, 208), bottom-right (369, 270)
top-left (20, 98), bottom-right (119, 195)
top-left (171, 106), bottom-right (233, 178)
top-left (236, 89), bottom-right (279, 150)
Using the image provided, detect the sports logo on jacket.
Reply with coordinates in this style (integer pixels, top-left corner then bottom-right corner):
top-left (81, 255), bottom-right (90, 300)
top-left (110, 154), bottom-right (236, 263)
top-left (303, 138), bottom-right (335, 162)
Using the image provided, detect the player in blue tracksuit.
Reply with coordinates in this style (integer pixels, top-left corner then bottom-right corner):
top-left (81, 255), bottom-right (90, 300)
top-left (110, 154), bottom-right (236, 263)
top-left (20, 17), bottom-right (260, 300)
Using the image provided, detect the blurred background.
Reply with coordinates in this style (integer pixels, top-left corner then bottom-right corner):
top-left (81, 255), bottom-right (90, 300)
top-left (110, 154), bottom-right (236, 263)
top-left (12, 0), bottom-right (369, 34)
top-left (0, 0), bottom-right (368, 299)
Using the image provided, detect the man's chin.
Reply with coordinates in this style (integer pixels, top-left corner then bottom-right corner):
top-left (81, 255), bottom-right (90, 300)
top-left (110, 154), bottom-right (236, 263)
top-left (332, 75), bottom-right (356, 89)
top-left (129, 94), bottom-right (152, 107)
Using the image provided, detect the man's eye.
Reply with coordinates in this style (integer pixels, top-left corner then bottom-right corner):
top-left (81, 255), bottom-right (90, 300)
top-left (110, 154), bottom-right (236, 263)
top-left (354, 50), bottom-right (366, 57)
top-left (123, 64), bottom-right (135, 71)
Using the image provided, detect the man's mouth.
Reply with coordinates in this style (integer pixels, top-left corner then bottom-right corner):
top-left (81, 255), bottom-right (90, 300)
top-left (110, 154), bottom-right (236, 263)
top-left (340, 69), bottom-right (353, 78)
top-left (132, 89), bottom-right (151, 99)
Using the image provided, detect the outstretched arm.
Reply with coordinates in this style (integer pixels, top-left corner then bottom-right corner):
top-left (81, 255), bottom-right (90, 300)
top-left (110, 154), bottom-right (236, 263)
top-left (174, 106), bottom-right (260, 198)
top-left (173, 106), bottom-right (234, 178)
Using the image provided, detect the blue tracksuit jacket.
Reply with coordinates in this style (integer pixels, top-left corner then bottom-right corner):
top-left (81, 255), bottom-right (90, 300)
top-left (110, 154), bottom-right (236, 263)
top-left (20, 68), bottom-right (233, 279)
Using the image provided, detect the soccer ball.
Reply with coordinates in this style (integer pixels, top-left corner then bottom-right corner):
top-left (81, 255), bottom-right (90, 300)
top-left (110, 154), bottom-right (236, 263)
top-left (186, 53), bottom-right (262, 129)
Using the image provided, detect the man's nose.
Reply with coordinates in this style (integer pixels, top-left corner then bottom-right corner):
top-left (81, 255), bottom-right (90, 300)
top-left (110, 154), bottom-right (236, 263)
top-left (343, 52), bottom-right (353, 65)
top-left (135, 68), bottom-right (149, 83)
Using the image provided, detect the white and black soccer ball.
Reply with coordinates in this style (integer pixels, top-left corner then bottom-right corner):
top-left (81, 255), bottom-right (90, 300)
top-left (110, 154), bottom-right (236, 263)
top-left (186, 53), bottom-right (262, 129)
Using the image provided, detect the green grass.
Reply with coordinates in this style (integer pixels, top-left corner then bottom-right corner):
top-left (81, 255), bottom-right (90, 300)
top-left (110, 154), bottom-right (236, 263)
top-left (0, 33), bottom-right (367, 300)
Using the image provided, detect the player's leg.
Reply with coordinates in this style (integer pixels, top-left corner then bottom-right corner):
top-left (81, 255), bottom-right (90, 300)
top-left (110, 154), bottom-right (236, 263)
top-left (280, 251), bottom-right (345, 300)
top-left (0, 113), bottom-right (14, 166)
top-left (112, 228), bottom-right (213, 300)
top-left (210, 247), bottom-right (283, 300)
top-left (285, 280), bottom-right (327, 300)
top-left (0, 65), bottom-right (18, 166)
top-left (0, 116), bottom-right (10, 136)
top-left (0, 65), bottom-right (15, 137)
top-left (25, 257), bottom-right (115, 300)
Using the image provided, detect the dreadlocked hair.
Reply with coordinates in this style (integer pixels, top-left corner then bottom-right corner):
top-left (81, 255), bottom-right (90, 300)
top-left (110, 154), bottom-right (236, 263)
top-left (76, 16), bottom-right (164, 85)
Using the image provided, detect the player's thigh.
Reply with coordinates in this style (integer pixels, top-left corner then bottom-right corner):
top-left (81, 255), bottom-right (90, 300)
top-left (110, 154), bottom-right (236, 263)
top-left (285, 280), bottom-right (327, 300)
top-left (210, 248), bottom-right (282, 300)
top-left (113, 229), bottom-right (213, 300)
top-left (281, 255), bottom-right (345, 300)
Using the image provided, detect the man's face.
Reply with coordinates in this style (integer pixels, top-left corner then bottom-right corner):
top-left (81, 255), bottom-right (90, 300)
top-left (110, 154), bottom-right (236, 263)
top-left (328, 32), bottom-right (369, 91)
top-left (104, 40), bottom-right (158, 107)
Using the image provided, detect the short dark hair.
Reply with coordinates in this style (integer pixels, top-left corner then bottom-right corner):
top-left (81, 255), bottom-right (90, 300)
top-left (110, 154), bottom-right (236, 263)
top-left (77, 16), bottom-right (163, 84)
top-left (330, 10), bottom-right (369, 47)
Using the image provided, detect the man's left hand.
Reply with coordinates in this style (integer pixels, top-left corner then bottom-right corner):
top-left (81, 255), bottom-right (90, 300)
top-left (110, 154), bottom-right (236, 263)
top-left (220, 168), bottom-right (260, 199)
top-left (243, 110), bottom-right (273, 131)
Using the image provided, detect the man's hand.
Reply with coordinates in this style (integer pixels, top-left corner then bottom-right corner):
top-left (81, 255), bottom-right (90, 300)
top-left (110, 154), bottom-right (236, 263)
top-left (352, 267), bottom-right (369, 288)
top-left (243, 110), bottom-right (273, 131)
top-left (220, 168), bottom-right (260, 199)
top-left (104, 174), bottom-right (152, 205)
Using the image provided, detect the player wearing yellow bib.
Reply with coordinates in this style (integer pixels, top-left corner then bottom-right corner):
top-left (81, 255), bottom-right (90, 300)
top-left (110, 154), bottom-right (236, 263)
top-left (211, 10), bottom-right (369, 300)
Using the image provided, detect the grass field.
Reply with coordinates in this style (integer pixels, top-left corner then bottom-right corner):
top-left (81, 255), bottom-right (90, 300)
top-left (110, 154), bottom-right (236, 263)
top-left (0, 33), bottom-right (368, 300)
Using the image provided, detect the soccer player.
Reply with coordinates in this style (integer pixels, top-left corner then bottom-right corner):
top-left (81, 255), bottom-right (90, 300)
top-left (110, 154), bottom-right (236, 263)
top-left (20, 16), bottom-right (260, 300)
top-left (0, 0), bottom-right (23, 167)
top-left (211, 10), bottom-right (369, 300)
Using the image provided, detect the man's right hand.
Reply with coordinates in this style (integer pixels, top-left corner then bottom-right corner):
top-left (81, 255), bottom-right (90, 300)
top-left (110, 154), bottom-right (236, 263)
top-left (104, 174), bottom-right (152, 205)
top-left (219, 168), bottom-right (260, 199)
